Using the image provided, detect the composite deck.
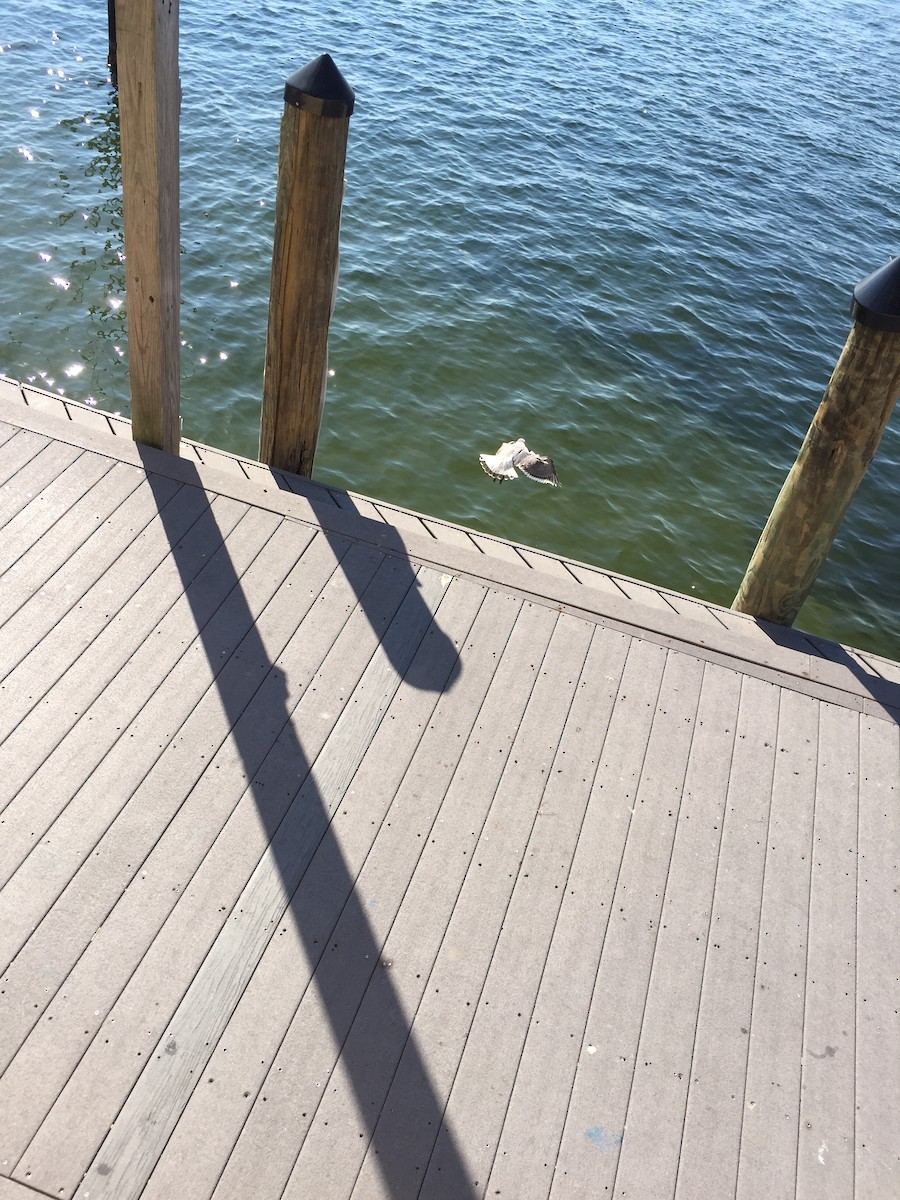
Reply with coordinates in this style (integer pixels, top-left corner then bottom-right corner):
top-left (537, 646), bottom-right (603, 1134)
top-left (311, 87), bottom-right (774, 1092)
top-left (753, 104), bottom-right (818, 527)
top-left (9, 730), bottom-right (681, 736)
top-left (0, 378), bottom-right (897, 1200)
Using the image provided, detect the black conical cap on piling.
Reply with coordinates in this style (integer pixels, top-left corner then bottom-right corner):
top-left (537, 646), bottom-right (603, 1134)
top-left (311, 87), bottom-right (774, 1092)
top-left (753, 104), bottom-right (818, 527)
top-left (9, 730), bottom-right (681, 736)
top-left (285, 53), bottom-right (355, 117)
top-left (851, 257), bottom-right (900, 332)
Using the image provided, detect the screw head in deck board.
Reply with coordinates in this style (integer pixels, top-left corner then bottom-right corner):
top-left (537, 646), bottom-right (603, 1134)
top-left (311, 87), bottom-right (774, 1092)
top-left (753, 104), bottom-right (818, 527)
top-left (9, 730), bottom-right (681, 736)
top-left (851, 257), bottom-right (900, 332)
top-left (284, 53), bottom-right (355, 118)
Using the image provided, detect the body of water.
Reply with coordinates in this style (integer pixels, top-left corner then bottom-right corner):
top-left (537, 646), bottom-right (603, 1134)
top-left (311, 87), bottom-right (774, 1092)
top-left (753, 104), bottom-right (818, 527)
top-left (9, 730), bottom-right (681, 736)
top-left (2, 0), bottom-right (899, 656)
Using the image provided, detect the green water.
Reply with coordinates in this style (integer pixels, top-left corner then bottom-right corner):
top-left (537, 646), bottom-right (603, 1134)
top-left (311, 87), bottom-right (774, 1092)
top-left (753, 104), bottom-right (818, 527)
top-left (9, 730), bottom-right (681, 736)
top-left (2, 0), bottom-right (899, 658)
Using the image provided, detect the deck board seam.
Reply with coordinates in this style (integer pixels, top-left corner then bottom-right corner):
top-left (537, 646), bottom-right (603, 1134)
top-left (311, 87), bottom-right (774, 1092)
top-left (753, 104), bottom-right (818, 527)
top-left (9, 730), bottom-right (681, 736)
top-left (12, 530), bottom-right (366, 1179)
top-left (336, 592), bottom-right (530, 1200)
top-left (610, 659), bottom-right (709, 1198)
top-left (0, 422), bottom-right (19, 450)
top-left (0, 510), bottom-right (293, 943)
top-left (792, 703), bottom-right (826, 1197)
top-left (0, 501), bottom-right (259, 826)
top-left (482, 624), bottom-right (632, 1198)
top-left (0, 482), bottom-right (209, 700)
top-left (415, 609), bottom-right (567, 1195)
top-left (0, 442), bottom-right (90, 538)
top-left (733, 687), bottom-right (787, 1197)
top-left (670, 669), bottom-right (746, 1199)
top-left (265, 581), bottom-right (494, 1198)
top-left (0, 473), bottom-right (187, 686)
top-left (704, 603), bottom-right (732, 629)
top-left (455, 619), bottom-right (600, 1196)
top-left (70, 565), bottom-right (447, 1197)
top-left (207, 588), bottom-right (521, 1200)
top-left (0, 1171), bottom-right (59, 1199)
top-left (0, 429), bottom-right (52, 490)
top-left (547, 642), bottom-right (669, 1196)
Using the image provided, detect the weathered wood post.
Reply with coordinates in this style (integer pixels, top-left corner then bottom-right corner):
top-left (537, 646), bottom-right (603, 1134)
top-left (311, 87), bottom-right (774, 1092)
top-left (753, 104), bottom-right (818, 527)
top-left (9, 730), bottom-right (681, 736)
top-left (116, 0), bottom-right (181, 454)
top-left (733, 257), bottom-right (900, 625)
top-left (259, 54), bottom-right (354, 478)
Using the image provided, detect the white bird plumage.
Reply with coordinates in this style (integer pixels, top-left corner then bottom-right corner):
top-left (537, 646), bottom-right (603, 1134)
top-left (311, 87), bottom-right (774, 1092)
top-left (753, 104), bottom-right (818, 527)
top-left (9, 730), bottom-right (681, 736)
top-left (479, 438), bottom-right (560, 487)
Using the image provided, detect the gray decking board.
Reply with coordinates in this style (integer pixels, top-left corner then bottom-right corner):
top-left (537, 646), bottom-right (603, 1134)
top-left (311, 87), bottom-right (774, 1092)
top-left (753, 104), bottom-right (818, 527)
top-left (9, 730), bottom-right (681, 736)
top-left (54, 570), bottom-right (456, 1200)
top-left (0, 1176), bottom-right (49, 1200)
top-left (547, 648), bottom-right (708, 1199)
top-left (0, 504), bottom-right (280, 904)
top-left (605, 661), bottom-right (745, 1199)
top-left (412, 625), bottom-right (631, 1200)
top-left (0, 510), bottom-right (298, 1078)
top-left (674, 674), bottom-right (783, 1199)
top-left (0, 437), bottom-right (81, 526)
top-left (210, 597), bottom-right (558, 1200)
top-left (287, 612), bottom-right (598, 1200)
top-left (0, 538), bottom-right (406, 1158)
top-left (0, 428), bottom-right (55, 490)
top-left (479, 630), bottom-right (650, 1199)
top-left (0, 482), bottom-right (208, 728)
top-left (796, 703), bottom-right (858, 1199)
top-left (0, 515), bottom-right (323, 948)
top-left (0, 470), bottom-right (183, 677)
top-left (0, 388), bottom-right (897, 1200)
top-left (0, 444), bottom-right (110, 570)
top-left (0, 494), bottom-right (249, 828)
top-left (215, 578), bottom-right (497, 1200)
top-left (0, 458), bottom-right (146, 632)
top-left (735, 689), bottom-right (819, 1200)
top-left (354, 631), bottom-right (660, 1200)
top-left (855, 716), bottom-right (900, 1196)
top-left (140, 584), bottom-right (515, 1200)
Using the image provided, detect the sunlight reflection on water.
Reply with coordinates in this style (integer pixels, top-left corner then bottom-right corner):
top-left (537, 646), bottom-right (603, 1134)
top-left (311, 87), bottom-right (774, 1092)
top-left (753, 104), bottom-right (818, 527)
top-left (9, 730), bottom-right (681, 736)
top-left (0, 0), bottom-right (898, 656)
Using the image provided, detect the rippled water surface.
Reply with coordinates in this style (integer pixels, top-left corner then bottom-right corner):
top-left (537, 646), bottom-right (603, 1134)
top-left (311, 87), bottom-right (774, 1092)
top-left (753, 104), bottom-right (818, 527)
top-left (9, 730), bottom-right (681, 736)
top-left (2, 0), bottom-right (899, 656)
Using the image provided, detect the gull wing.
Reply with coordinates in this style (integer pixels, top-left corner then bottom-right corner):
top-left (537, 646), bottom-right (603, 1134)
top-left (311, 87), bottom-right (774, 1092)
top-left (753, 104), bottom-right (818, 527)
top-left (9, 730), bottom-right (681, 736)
top-left (512, 449), bottom-right (560, 487)
top-left (479, 453), bottom-right (517, 480)
top-left (479, 439), bottom-right (521, 481)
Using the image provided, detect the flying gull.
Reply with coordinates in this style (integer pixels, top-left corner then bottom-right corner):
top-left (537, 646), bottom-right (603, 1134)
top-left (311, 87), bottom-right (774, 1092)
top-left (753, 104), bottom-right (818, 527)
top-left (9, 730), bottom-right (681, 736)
top-left (479, 438), bottom-right (560, 487)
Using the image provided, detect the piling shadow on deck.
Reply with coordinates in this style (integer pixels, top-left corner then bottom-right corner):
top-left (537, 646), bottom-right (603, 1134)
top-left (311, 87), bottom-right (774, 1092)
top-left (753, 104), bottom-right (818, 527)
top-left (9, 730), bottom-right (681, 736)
top-left (119, 454), bottom-right (475, 1198)
top-left (0, 382), bottom-right (897, 1200)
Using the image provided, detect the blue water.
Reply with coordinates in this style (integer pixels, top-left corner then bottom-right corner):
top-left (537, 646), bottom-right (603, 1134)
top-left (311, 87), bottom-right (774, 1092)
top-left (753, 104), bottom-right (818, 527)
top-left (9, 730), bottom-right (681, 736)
top-left (2, 0), bottom-right (899, 656)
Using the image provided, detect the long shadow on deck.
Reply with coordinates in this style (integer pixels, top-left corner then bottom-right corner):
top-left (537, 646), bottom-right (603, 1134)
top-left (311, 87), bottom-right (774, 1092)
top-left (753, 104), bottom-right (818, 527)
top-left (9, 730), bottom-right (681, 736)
top-left (137, 451), bottom-right (476, 1200)
top-left (757, 619), bottom-right (900, 723)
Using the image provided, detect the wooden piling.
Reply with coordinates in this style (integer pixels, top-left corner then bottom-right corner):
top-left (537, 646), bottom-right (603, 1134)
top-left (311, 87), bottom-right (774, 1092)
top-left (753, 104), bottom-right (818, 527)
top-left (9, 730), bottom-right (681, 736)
top-left (259, 54), bottom-right (354, 478)
top-left (732, 257), bottom-right (900, 625)
top-left (116, 0), bottom-right (181, 455)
